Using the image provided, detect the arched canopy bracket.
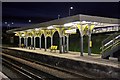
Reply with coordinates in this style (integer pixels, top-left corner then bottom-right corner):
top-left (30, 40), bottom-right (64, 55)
top-left (56, 27), bottom-right (65, 37)
top-left (76, 24), bottom-right (95, 36)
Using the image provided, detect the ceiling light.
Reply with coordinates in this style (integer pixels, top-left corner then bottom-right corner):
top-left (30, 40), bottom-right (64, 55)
top-left (21, 34), bottom-right (25, 37)
top-left (47, 26), bottom-right (54, 29)
top-left (64, 23), bottom-right (74, 27)
top-left (35, 28), bottom-right (39, 31)
top-left (82, 21), bottom-right (91, 24)
top-left (72, 21), bottom-right (81, 24)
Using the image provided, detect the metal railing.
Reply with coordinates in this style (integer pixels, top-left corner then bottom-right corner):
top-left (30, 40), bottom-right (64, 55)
top-left (101, 32), bottom-right (120, 54)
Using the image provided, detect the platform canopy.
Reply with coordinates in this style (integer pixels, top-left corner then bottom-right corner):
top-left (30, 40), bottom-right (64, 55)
top-left (7, 14), bottom-right (120, 34)
top-left (6, 14), bottom-right (120, 55)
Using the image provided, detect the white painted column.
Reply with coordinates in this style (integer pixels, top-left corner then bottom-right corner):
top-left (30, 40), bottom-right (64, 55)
top-left (24, 37), bottom-right (26, 45)
top-left (45, 37), bottom-right (47, 51)
top-left (88, 34), bottom-right (91, 56)
top-left (39, 37), bottom-right (41, 49)
top-left (63, 36), bottom-right (65, 53)
top-left (51, 36), bottom-right (53, 46)
top-left (88, 24), bottom-right (91, 56)
top-left (26, 37), bottom-right (28, 48)
top-left (34, 37), bottom-right (36, 50)
top-left (31, 36), bottom-right (33, 49)
top-left (59, 36), bottom-right (62, 53)
top-left (66, 36), bottom-right (69, 53)
top-left (19, 37), bottom-right (21, 47)
top-left (80, 24), bottom-right (83, 56)
top-left (80, 35), bottom-right (84, 56)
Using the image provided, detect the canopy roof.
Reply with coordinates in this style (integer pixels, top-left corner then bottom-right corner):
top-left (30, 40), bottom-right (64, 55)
top-left (7, 14), bottom-right (120, 33)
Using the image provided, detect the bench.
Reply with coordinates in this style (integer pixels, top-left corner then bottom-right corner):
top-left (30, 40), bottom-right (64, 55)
top-left (49, 45), bottom-right (58, 52)
top-left (18, 44), bottom-right (26, 48)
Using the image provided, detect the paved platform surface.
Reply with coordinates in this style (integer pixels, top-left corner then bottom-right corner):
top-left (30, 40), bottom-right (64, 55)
top-left (6, 47), bottom-right (120, 68)
top-left (0, 71), bottom-right (10, 80)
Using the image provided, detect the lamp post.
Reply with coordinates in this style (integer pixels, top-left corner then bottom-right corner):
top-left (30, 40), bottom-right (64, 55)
top-left (58, 14), bottom-right (60, 19)
top-left (4, 22), bottom-right (8, 29)
top-left (69, 7), bottom-right (73, 16)
top-left (5, 22), bottom-right (14, 29)
top-left (29, 20), bottom-right (31, 23)
top-left (8, 24), bottom-right (10, 29)
top-left (5, 22), bottom-right (7, 24)
top-left (11, 22), bottom-right (14, 29)
top-left (12, 22), bottom-right (14, 25)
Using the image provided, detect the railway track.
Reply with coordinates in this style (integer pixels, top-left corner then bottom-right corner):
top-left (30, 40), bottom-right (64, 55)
top-left (2, 52), bottom-right (88, 78)
top-left (2, 59), bottom-right (43, 80)
top-left (2, 55), bottom-right (60, 80)
top-left (1, 52), bottom-right (92, 80)
top-left (2, 48), bottom-right (94, 79)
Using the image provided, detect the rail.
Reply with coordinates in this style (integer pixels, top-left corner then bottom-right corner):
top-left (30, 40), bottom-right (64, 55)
top-left (2, 58), bottom-right (43, 80)
top-left (1, 52), bottom-right (88, 79)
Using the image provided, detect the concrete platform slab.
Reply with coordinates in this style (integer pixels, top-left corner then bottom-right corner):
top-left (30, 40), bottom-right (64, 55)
top-left (2, 47), bottom-right (120, 79)
top-left (0, 71), bottom-right (10, 80)
top-left (6, 47), bottom-right (120, 68)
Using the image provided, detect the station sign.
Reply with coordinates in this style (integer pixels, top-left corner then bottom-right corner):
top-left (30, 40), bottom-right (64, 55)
top-left (65, 29), bottom-right (76, 34)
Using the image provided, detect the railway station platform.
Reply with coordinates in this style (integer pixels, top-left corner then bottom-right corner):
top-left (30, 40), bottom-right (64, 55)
top-left (6, 47), bottom-right (119, 67)
top-left (2, 47), bottom-right (120, 79)
top-left (0, 71), bottom-right (10, 80)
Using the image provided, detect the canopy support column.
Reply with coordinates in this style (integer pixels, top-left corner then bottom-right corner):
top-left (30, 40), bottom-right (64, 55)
top-left (24, 37), bottom-right (26, 46)
top-left (79, 24), bottom-right (84, 56)
top-left (51, 36), bottom-right (53, 46)
top-left (80, 35), bottom-right (84, 56)
top-left (88, 24), bottom-right (92, 56)
top-left (34, 37), bottom-right (36, 50)
top-left (39, 37), bottom-right (41, 49)
top-left (66, 36), bottom-right (69, 53)
top-left (25, 37), bottom-right (28, 48)
top-left (59, 36), bottom-right (62, 53)
top-left (45, 37), bottom-right (47, 51)
top-left (19, 37), bottom-right (21, 47)
top-left (77, 24), bottom-right (85, 56)
top-left (63, 36), bottom-right (65, 53)
top-left (88, 34), bottom-right (91, 55)
top-left (31, 37), bottom-right (33, 49)
top-left (56, 27), bottom-right (63, 53)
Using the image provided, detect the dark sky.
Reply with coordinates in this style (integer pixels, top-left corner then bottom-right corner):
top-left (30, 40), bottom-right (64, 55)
top-left (2, 2), bottom-right (120, 27)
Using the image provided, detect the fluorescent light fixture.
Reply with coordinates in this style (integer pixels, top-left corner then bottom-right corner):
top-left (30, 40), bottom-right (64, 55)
top-left (15, 33), bottom-right (18, 36)
top-left (104, 24), bottom-right (119, 27)
top-left (64, 23), bottom-right (74, 27)
top-left (93, 22), bottom-right (98, 24)
top-left (72, 21), bottom-right (81, 24)
top-left (26, 29), bottom-right (32, 31)
top-left (92, 29), bottom-right (95, 32)
top-left (47, 26), bottom-right (54, 29)
top-left (94, 25), bottom-right (102, 27)
top-left (21, 34), bottom-right (25, 37)
top-left (98, 23), bottom-right (104, 26)
top-left (35, 28), bottom-right (39, 31)
top-left (82, 21), bottom-right (86, 23)
top-left (65, 29), bottom-right (76, 34)
top-left (82, 21), bottom-right (91, 24)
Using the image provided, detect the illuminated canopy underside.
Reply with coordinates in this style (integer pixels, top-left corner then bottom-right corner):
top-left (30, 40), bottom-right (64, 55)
top-left (7, 14), bottom-right (120, 34)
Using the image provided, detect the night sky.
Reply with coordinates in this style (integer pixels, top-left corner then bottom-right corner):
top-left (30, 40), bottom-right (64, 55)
top-left (2, 2), bottom-right (120, 28)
